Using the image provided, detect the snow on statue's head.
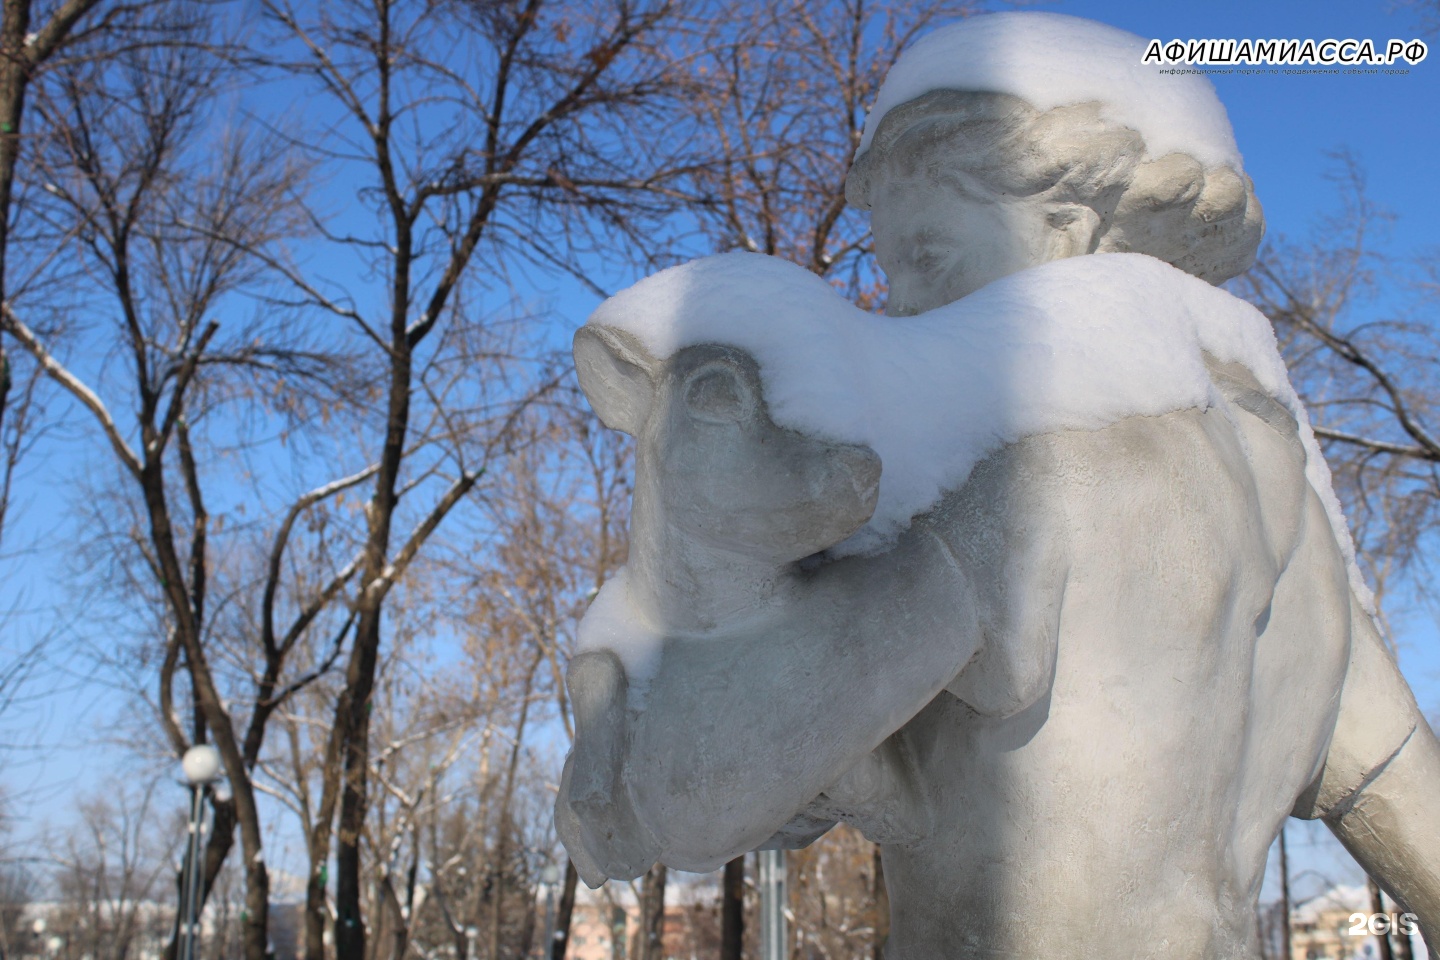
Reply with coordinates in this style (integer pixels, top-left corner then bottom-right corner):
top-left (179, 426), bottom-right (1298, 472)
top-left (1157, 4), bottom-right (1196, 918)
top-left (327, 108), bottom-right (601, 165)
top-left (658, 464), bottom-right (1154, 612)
top-left (846, 12), bottom-right (1265, 315)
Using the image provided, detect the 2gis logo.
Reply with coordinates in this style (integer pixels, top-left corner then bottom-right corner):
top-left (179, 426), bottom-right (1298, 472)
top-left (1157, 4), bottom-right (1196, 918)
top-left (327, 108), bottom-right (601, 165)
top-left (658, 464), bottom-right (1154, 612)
top-left (1346, 913), bottom-right (1419, 937)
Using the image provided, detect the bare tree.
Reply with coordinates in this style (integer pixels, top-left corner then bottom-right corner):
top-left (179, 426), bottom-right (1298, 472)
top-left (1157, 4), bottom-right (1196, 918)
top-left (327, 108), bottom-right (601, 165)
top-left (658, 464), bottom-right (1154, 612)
top-left (0, 860), bottom-right (34, 960)
top-left (677, 0), bottom-right (975, 289)
top-left (788, 824), bottom-right (885, 960)
top-left (0, 0), bottom-right (106, 462)
top-left (415, 400), bottom-right (630, 960)
top-left (0, 623), bottom-right (40, 724)
top-left (43, 778), bottom-right (177, 960)
top-left (243, 2), bottom-right (717, 956)
top-left (634, 863), bottom-right (667, 960)
top-left (0, 3), bottom-right (124, 791)
top-left (357, 622), bottom-right (508, 960)
top-left (1, 8), bottom-right (339, 955)
top-left (488, 397), bottom-right (632, 960)
top-left (1401, 0), bottom-right (1440, 36)
top-left (244, 395), bottom-right (631, 960)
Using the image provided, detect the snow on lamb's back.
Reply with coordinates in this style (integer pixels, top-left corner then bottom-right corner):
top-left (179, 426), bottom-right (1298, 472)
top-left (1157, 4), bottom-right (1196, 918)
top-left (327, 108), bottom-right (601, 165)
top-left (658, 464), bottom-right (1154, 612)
top-left (586, 250), bottom-right (1367, 608)
top-left (856, 12), bottom-right (1242, 171)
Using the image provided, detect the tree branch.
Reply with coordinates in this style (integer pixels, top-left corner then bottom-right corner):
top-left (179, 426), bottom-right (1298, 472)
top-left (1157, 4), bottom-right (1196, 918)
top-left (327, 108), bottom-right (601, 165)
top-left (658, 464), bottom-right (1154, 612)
top-left (1, 302), bottom-right (142, 477)
top-left (1255, 261), bottom-right (1440, 462)
top-left (1313, 426), bottom-right (1440, 462)
top-left (262, 462), bottom-right (380, 656)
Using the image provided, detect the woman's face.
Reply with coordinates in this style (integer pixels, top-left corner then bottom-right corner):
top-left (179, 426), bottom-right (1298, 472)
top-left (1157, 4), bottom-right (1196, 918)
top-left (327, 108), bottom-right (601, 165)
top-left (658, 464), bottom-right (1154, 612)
top-left (868, 160), bottom-right (1092, 316)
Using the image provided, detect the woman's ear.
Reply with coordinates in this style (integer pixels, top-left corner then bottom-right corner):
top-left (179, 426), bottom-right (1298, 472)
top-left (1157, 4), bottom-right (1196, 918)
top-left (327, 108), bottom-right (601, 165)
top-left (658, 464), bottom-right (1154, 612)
top-left (573, 325), bottom-right (658, 436)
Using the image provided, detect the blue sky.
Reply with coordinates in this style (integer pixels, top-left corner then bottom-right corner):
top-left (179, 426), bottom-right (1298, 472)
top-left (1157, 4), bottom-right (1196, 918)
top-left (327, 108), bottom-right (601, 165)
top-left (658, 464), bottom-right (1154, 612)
top-left (1055, 0), bottom-right (1439, 255)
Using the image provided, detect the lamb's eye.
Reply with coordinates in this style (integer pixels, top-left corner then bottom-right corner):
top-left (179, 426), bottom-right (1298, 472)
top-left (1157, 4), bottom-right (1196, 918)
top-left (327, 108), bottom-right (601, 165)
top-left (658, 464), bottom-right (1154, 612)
top-left (683, 363), bottom-right (752, 424)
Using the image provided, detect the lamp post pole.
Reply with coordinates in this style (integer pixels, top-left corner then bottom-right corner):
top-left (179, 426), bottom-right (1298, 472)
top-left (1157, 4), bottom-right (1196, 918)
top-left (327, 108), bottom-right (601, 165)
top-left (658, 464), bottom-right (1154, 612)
top-left (179, 744), bottom-right (222, 960)
top-left (758, 849), bottom-right (787, 960)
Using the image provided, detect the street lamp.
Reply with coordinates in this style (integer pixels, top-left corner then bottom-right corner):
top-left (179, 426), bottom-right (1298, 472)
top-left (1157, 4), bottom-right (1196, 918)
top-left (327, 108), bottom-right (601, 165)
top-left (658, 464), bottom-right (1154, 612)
top-left (179, 744), bottom-right (222, 960)
top-left (539, 863), bottom-right (561, 959)
top-left (31, 917), bottom-right (60, 957)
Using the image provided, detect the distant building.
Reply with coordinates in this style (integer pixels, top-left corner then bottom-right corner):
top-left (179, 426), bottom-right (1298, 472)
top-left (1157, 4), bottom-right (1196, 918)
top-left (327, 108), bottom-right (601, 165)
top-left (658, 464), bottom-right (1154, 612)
top-left (559, 883), bottom-right (721, 960)
top-left (566, 899), bottom-right (636, 960)
top-left (1290, 902), bottom-right (1366, 960)
top-left (8, 896), bottom-right (304, 960)
top-left (8, 899), bottom-right (176, 960)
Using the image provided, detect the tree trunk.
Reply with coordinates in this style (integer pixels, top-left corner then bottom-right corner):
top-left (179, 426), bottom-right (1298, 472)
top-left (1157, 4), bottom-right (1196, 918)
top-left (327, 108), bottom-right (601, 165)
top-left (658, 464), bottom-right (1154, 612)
top-left (518, 895), bottom-right (536, 960)
top-left (484, 854), bottom-right (505, 960)
top-left (310, 459), bottom-right (404, 960)
top-left (305, 858), bottom-right (327, 960)
top-left (1278, 826), bottom-right (1291, 960)
top-left (635, 863), bottom-right (666, 960)
top-left (332, 212), bottom-right (416, 959)
top-left (484, 649), bottom-right (545, 960)
top-left (232, 754), bottom-right (273, 960)
top-left (0, 0), bottom-right (29, 435)
top-left (721, 857), bottom-right (744, 960)
top-left (550, 861), bottom-right (577, 960)
top-left (334, 691), bottom-right (375, 959)
top-left (142, 496), bottom-right (270, 960)
top-left (871, 845), bottom-right (888, 960)
top-left (1369, 878), bottom-right (1396, 960)
top-left (335, 611), bottom-right (380, 960)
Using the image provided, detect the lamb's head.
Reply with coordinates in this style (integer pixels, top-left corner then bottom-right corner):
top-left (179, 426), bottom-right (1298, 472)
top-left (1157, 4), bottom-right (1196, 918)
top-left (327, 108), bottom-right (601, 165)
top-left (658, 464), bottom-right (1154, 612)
top-left (574, 324), bottom-right (882, 569)
top-left (560, 323), bottom-right (887, 883)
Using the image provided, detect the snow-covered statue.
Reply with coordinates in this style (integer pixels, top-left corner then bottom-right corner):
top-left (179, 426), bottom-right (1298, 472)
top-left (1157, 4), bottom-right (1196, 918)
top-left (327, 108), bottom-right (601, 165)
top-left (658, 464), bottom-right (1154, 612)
top-left (555, 13), bottom-right (1440, 958)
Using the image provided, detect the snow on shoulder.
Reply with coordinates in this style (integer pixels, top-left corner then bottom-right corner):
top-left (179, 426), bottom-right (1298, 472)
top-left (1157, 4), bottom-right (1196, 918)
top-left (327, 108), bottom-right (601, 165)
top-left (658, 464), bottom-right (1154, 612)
top-left (856, 12), bottom-right (1242, 171)
top-left (585, 250), bottom-right (1369, 611)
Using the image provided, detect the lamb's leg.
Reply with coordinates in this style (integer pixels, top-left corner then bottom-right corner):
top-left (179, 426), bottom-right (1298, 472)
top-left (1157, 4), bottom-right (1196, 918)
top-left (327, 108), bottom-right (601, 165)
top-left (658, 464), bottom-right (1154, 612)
top-left (561, 526), bottom-right (979, 880)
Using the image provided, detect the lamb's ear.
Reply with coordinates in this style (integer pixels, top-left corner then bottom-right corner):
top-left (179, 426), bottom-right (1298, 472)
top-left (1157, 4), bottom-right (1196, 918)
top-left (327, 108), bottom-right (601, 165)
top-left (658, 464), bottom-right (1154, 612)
top-left (573, 325), bottom-right (658, 436)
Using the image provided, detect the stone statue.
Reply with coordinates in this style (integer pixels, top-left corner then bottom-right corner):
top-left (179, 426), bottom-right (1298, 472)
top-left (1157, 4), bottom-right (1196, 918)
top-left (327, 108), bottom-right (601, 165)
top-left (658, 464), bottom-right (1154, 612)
top-left (555, 13), bottom-right (1440, 958)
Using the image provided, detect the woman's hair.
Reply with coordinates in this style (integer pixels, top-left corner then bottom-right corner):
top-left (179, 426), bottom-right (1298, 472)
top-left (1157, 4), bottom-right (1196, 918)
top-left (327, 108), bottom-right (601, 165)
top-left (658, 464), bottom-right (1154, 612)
top-left (845, 90), bottom-right (1264, 285)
